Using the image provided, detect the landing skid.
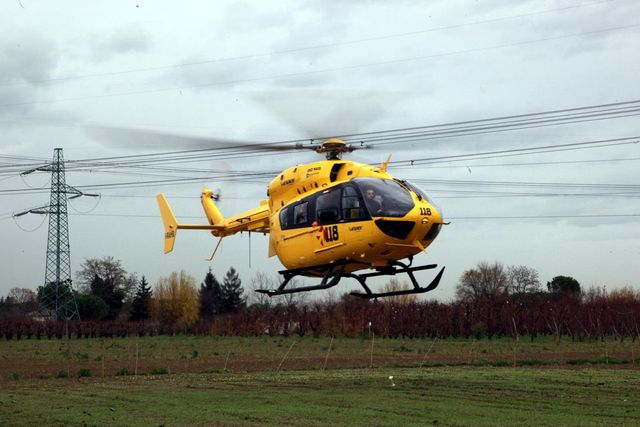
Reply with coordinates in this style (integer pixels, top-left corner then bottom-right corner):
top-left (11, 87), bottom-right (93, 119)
top-left (255, 258), bottom-right (445, 299)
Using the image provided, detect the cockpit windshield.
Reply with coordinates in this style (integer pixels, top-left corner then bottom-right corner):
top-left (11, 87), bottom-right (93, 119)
top-left (402, 180), bottom-right (441, 213)
top-left (354, 178), bottom-right (414, 217)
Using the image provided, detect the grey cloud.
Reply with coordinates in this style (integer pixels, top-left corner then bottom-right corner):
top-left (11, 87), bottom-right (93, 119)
top-left (0, 31), bottom-right (58, 85)
top-left (89, 26), bottom-right (152, 63)
top-left (0, 31), bottom-right (58, 118)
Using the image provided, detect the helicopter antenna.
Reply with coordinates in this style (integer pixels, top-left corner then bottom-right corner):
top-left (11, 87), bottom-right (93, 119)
top-left (380, 154), bottom-right (392, 172)
top-left (205, 238), bottom-right (223, 261)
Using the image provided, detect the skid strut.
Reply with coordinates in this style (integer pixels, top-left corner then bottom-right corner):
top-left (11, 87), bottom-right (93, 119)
top-left (256, 259), bottom-right (445, 299)
top-left (255, 264), bottom-right (345, 296)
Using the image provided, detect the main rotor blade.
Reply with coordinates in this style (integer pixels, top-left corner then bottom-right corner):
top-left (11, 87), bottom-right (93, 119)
top-left (250, 90), bottom-right (397, 140)
top-left (85, 125), bottom-right (312, 152)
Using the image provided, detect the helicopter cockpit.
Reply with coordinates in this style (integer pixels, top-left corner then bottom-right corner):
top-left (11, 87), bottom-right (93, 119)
top-left (279, 177), bottom-right (425, 230)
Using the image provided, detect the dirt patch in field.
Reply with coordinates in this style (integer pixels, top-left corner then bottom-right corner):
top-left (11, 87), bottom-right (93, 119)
top-left (2, 348), bottom-right (638, 381)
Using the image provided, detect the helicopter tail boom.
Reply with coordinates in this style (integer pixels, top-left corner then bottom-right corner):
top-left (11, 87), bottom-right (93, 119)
top-left (157, 192), bottom-right (226, 253)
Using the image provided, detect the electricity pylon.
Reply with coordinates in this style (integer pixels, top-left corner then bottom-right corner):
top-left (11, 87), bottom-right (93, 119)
top-left (15, 148), bottom-right (97, 320)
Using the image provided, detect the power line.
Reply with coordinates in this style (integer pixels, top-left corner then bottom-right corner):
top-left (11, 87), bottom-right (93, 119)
top-left (50, 99), bottom-right (640, 172)
top-left (64, 212), bottom-right (640, 221)
top-left (420, 156), bottom-right (640, 169)
top-left (391, 137), bottom-right (640, 167)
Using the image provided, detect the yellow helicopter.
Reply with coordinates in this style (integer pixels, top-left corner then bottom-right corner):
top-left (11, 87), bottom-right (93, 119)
top-left (157, 138), bottom-right (446, 299)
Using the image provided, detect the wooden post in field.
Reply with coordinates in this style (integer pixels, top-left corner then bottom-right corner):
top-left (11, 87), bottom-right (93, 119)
top-left (370, 332), bottom-right (375, 369)
top-left (224, 351), bottom-right (230, 372)
top-left (135, 343), bottom-right (139, 377)
top-left (468, 339), bottom-right (476, 365)
top-left (277, 340), bottom-right (296, 373)
top-left (323, 336), bottom-right (334, 372)
top-left (419, 338), bottom-right (438, 368)
top-left (512, 316), bottom-right (520, 368)
top-left (64, 321), bottom-right (71, 378)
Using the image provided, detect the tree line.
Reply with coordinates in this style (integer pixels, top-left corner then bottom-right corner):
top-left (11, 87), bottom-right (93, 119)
top-left (1, 258), bottom-right (639, 340)
top-left (0, 257), bottom-right (246, 328)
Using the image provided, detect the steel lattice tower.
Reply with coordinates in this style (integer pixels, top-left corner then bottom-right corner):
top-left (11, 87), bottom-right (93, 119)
top-left (16, 148), bottom-right (97, 320)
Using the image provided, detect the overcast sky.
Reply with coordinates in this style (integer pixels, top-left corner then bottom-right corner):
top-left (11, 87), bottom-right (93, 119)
top-left (1, 0), bottom-right (639, 301)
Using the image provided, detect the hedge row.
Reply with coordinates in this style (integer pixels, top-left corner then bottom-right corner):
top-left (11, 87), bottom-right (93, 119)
top-left (2, 293), bottom-right (639, 340)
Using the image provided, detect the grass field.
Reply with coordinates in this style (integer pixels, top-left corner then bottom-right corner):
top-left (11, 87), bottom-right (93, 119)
top-left (1, 336), bottom-right (640, 425)
top-left (1, 367), bottom-right (639, 426)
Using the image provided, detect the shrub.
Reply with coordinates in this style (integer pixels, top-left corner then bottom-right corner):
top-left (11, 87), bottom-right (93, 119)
top-left (116, 368), bottom-right (131, 376)
top-left (56, 370), bottom-right (70, 379)
top-left (78, 368), bottom-right (92, 377)
top-left (393, 344), bottom-right (413, 353)
top-left (471, 322), bottom-right (487, 340)
top-left (149, 368), bottom-right (168, 375)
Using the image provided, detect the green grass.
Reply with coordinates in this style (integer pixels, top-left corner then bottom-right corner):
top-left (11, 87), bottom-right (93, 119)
top-left (1, 367), bottom-right (639, 426)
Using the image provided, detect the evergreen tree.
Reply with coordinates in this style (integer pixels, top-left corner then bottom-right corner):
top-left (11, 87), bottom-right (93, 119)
top-left (76, 293), bottom-right (109, 321)
top-left (89, 274), bottom-right (125, 320)
top-left (130, 276), bottom-right (152, 321)
top-left (221, 267), bottom-right (245, 313)
top-left (199, 268), bottom-right (222, 319)
top-left (547, 275), bottom-right (581, 296)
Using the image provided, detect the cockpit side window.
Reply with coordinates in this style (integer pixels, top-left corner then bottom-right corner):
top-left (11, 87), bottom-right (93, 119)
top-left (280, 200), bottom-right (310, 230)
top-left (315, 188), bottom-right (341, 225)
top-left (293, 201), bottom-right (309, 226)
top-left (341, 185), bottom-right (366, 221)
top-left (279, 206), bottom-right (291, 229)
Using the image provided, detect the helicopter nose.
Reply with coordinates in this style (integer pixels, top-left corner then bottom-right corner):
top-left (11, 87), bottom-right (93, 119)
top-left (416, 204), bottom-right (443, 242)
top-left (430, 205), bottom-right (443, 224)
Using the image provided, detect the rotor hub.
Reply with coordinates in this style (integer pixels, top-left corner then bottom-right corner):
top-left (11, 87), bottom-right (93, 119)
top-left (316, 138), bottom-right (350, 160)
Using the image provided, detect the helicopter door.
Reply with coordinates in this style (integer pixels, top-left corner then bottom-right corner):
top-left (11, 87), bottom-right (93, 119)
top-left (314, 188), bottom-right (344, 248)
top-left (340, 185), bottom-right (367, 221)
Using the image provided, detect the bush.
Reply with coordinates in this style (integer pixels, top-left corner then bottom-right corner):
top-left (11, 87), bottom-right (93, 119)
top-left (471, 322), bottom-right (486, 340)
top-left (149, 368), bottom-right (168, 375)
top-left (56, 370), bottom-right (70, 379)
top-left (116, 368), bottom-right (131, 376)
top-left (78, 368), bottom-right (92, 377)
top-left (393, 344), bottom-right (413, 353)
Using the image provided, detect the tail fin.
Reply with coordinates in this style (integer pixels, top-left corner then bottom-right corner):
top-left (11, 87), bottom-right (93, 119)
top-left (156, 193), bottom-right (178, 253)
top-left (201, 187), bottom-right (224, 225)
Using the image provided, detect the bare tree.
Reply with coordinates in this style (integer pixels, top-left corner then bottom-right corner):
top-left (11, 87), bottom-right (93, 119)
top-left (6, 287), bottom-right (38, 314)
top-left (274, 277), bottom-right (308, 308)
top-left (380, 278), bottom-right (417, 305)
top-left (507, 265), bottom-right (541, 294)
top-left (76, 256), bottom-right (137, 298)
top-left (248, 271), bottom-right (277, 308)
top-left (7, 287), bottom-right (37, 306)
top-left (248, 272), bottom-right (309, 308)
top-left (455, 261), bottom-right (509, 302)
